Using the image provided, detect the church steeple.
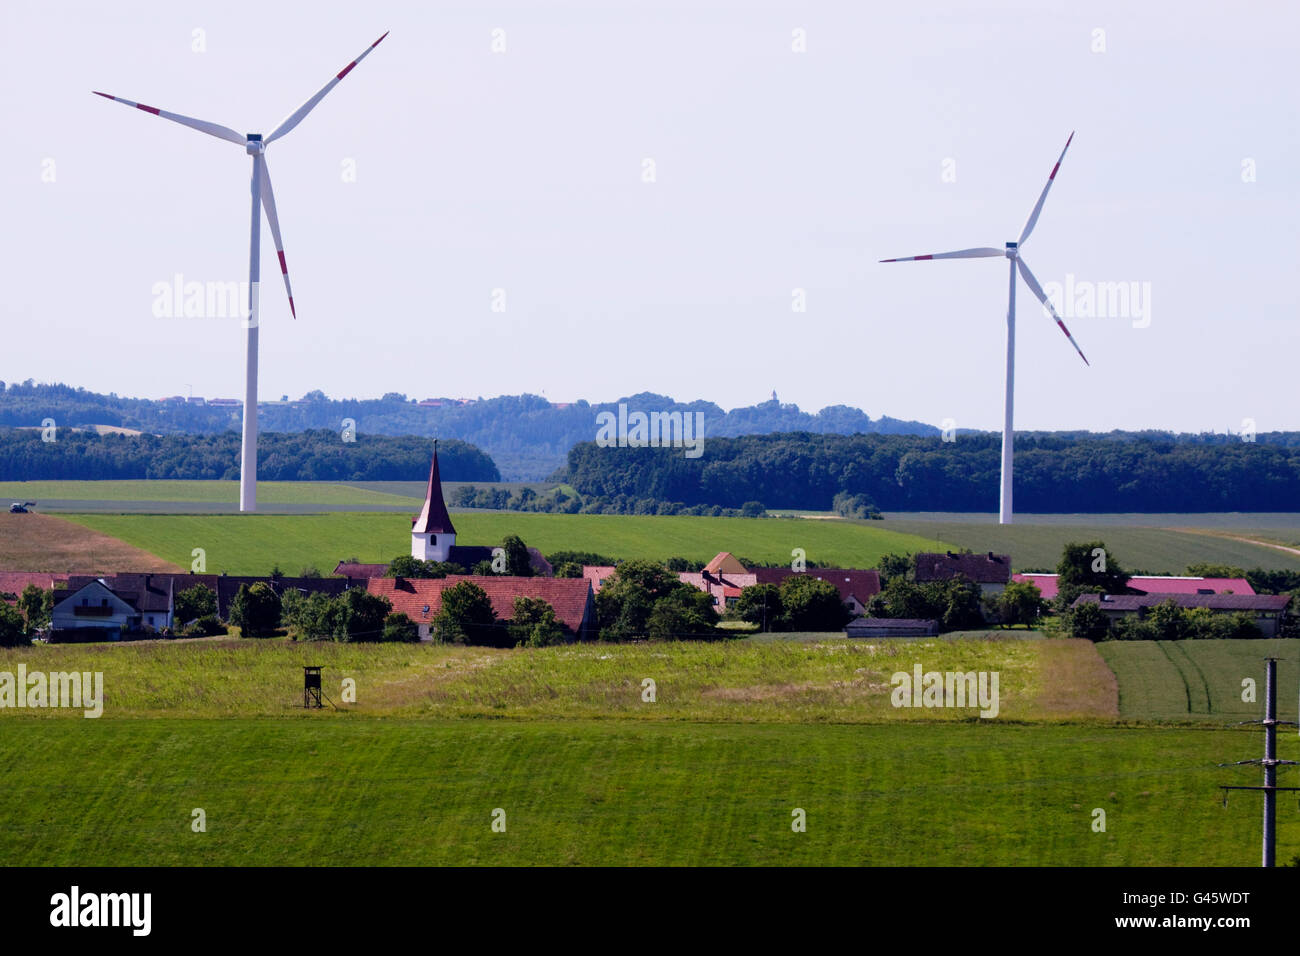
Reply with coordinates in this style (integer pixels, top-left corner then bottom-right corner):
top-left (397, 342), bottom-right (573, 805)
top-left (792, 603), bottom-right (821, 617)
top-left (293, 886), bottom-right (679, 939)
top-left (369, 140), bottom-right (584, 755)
top-left (411, 441), bottom-right (456, 561)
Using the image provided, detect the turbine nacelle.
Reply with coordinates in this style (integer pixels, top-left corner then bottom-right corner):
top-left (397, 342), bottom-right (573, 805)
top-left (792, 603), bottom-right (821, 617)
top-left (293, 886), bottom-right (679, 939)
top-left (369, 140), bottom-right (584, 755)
top-left (244, 134), bottom-right (265, 156)
top-left (1005, 241), bottom-right (1019, 259)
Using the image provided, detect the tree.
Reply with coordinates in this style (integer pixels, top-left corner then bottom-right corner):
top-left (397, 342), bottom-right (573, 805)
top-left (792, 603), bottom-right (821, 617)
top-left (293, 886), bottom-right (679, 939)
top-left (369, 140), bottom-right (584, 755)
top-left (229, 582), bottom-right (281, 637)
top-left (335, 589), bottom-right (394, 642)
top-left (739, 500), bottom-right (766, 518)
top-left (174, 584), bottom-right (216, 626)
top-left (509, 597), bottom-right (565, 647)
top-left (831, 491), bottom-right (880, 520)
top-left (501, 535), bottom-right (534, 576)
top-left (0, 603), bottom-right (28, 647)
top-left (988, 580), bottom-right (1044, 628)
top-left (1147, 598), bottom-right (1187, 641)
top-left (732, 583), bottom-right (783, 632)
top-left (875, 552), bottom-right (912, 585)
top-left (385, 555), bottom-right (464, 579)
top-left (1066, 601), bottom-right (1110, 642)
top-left (939, 577), bottom-right (985, 631)
top-left (1056, 541), bottom-right (1129, 608)
top-left (17, 584), bottom-right (53, 635)
top-left (779, 575), bottom-right (851, 631)
top-left (434, 581), bottom-right (499, 646)
top-left (382, 612), bottom-right (420, 643)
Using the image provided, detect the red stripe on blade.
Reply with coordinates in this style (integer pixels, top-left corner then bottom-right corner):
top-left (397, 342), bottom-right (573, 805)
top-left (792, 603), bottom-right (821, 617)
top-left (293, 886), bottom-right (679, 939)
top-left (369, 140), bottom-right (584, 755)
top-left (372, 31), bottom-right (389, 47)
top-left (1049, 162), bottom-right (1060, 180)
top-left (136, 103), bottom-right (160, 115)
top-left (288, 297), bottom-right (296, 318)
top-left (915, 255), bottom-right (933, 260)
top-left (277, 252), bottom-right (288, 274)
top-left (93, 91), bottom-right (114, 99)
top-left (337, 61), bottom-right (357, 79)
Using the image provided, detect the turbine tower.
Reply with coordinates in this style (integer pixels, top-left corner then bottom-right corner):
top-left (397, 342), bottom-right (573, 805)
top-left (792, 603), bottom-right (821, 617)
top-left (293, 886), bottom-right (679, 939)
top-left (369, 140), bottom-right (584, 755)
top-left (94, 32), bottom-right (389, 512)
top-left (881, 133), bottom-right (1088, 525)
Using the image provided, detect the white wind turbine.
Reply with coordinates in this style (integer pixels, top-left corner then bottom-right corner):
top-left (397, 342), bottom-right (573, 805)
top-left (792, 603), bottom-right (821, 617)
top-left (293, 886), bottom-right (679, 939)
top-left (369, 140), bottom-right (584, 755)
top-left (880, 133), bottom-right (1088, 525)
top-left (94, 32), bottom-right (389, 512)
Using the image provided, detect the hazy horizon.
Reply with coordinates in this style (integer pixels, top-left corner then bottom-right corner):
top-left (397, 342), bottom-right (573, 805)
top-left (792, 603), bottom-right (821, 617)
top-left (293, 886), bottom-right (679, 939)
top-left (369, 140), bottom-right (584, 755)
top-left (3, 0), bottom-right (1296, 435)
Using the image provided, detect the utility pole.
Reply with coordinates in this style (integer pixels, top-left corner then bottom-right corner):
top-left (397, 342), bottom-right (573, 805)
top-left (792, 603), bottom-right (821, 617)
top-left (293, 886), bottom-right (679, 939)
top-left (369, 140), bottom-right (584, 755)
top-left (1219, 657), bottom-right (1299, 867)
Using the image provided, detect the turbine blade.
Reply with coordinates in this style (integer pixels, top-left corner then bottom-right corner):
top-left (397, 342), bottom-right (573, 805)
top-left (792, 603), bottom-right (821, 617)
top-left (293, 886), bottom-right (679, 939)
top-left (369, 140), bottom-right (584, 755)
top-left (879, 247), bottom-right (1003, 263)
top-left (1017, 257), bottom-right (1089, 365)
top-left (1018, 132), bottom-right (1074, 246)
top-left (265, 31), bottom-right (389, 144)
top-left (92, 91), bottom-right (245, 145)
top-left (256, 155), bottom-right (295, 319)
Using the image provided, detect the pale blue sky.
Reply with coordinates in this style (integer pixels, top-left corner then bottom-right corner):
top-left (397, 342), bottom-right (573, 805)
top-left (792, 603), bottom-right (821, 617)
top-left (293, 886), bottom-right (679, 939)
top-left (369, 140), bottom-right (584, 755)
top-left (2, 0), bottom-right (1296, 433)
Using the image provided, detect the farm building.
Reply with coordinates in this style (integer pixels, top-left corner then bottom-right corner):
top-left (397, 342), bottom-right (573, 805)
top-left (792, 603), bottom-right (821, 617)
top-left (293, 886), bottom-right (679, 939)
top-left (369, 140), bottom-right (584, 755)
top-left (844, 618), bottom-right (939, 638)
top-left (367, 575), bottom-right (596, 642)
top-left (915, 551), bottom-right (1011, 595)
top-left (1013, 573), bottom-right (1254, 600)
top-left (670, 552), bottom-right (881, 616)
top-left (1071, 592), bottom-right (1291, 637)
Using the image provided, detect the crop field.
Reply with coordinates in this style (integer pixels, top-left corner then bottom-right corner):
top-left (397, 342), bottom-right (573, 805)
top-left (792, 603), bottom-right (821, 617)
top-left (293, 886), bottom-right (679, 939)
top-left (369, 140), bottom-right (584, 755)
top-left (1098, 639), bottom-right (1300, 721)
top-left (879, 517), bottom-right (1300, 572)
top-left (56, 512), bottom-right (953, 576)
top-left (0, 636), bottom-right (1290, 866)
top-left (0, 512), bottom-right (180, 574)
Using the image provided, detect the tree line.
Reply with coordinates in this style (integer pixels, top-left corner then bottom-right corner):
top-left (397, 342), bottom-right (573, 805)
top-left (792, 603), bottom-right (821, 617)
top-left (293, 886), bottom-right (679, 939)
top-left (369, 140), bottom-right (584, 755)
top-left (561, 432), bottom-right (1300, 513)
top-left (0, 429), bottom-right (499, 482)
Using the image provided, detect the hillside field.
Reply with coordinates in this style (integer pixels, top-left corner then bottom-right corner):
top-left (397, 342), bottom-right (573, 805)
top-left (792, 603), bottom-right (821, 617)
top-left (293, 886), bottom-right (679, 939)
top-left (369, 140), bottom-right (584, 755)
top-left (1099, 639), bottom-right (1300, 721)
top-left (55, 512), bottom-right (954, 576)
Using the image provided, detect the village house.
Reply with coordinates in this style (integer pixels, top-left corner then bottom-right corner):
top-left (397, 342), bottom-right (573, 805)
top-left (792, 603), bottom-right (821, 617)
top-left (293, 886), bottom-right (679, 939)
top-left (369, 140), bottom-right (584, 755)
top-left (49, 578), bottom-right (166, 641)
top-left (914, 551), bottom-right (1012, 595)
top-left (367, 575), bottom-right (596, 642)
top-left (1071, 592), bottom-right (1290, 638)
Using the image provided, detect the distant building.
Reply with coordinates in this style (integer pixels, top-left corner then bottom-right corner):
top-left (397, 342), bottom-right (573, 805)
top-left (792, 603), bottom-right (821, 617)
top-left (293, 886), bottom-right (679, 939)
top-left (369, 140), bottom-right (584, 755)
top-left (1071, 592), bottom-right (1290, 638)
top-left (1013, 573), bottom-right (1254, 600)
top-left (915, 551), bottom-right (1012, 595)
top-left (367, 575), bottom-right (595, 641)
top-left (206, 398), bottom-right (241, 407)
top-left (670, 552), bottom-right (881, 617)
top-left (845, 618), bottom-right (938, 638)
top-left (0, 572), bottom-right (69, 606)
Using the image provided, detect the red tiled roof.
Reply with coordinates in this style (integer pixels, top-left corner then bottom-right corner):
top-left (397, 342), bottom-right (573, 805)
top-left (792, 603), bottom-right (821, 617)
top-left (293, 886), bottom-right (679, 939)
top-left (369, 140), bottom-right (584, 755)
top-left (367, 575), bottom-right (593, 635)
top-left (0, 571), bottom-right (69, 604)
top-left (411, 444), bottom-right (456, 535)
top-left (582, 566), bottom-right (618, 593)
top-left (915, 552), bottom-right (1011, 584)
top-left (1013, 573), bottom-right (1255, 601)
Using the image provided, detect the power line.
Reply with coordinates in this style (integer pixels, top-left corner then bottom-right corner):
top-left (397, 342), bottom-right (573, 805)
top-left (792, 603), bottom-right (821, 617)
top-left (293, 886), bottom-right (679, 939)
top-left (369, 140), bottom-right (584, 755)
top-left (1217, 656), bottom-right (1300, 867)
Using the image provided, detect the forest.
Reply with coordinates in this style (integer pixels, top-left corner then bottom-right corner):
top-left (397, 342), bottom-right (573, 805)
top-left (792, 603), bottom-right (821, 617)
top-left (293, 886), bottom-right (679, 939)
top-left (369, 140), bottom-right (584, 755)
top-left (0, 429), bottom-right (499, 482)
top-left (560, 431), bottom-right (1300, 513)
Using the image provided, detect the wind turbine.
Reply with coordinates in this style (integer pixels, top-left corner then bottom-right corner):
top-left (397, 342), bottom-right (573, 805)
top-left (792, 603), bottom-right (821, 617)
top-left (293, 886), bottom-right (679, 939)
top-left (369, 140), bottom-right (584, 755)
top-left (94, 32), bottom-right (389, 512)
top-left (880, 133), bottom-right (1088, 525)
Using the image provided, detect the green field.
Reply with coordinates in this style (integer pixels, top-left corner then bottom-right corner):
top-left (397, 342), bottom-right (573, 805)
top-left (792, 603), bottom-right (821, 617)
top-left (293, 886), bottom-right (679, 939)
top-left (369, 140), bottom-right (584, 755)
top-left (58, 512), bottom-right (953, 576)
top-left (1, 635), bottom-right (1293, 865)
top-left (0, 636), bottom-right (1112, 722)
top-left (0, 479), bottom-right (420, 506)
top-left (880, 517), bottom-right (1300, 572)
top-left (1099, 639), bottom-right (1300, 721)
top-left (2, 718), bottom-right (1290, 866)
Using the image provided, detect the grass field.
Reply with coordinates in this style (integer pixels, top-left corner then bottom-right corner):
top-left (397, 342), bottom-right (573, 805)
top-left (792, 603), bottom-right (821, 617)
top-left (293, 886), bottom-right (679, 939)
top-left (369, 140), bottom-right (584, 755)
top-left (1, 635), bottom-right (1292, 865)
top-left (56, 512), bottom-right (954, 576)
top-left (0, 636), bottom-right (1114, 721)
top-left (1, 718), bottom-right (1289, 866)
top-left (879, 517), bottom-right (1300, 572)
top-left (1099, 639), bottom-right (1300, 721)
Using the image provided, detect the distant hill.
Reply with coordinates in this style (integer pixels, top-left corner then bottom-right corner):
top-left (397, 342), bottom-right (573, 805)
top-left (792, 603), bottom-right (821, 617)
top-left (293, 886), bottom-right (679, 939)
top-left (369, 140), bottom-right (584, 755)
top-left (0, 382), bottom-right (939, 480)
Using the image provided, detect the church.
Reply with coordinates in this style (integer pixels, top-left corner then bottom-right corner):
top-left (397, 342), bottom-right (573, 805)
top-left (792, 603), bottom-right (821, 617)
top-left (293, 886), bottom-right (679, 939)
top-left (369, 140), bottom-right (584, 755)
top-left (409, 443), bottom-right (553, 575)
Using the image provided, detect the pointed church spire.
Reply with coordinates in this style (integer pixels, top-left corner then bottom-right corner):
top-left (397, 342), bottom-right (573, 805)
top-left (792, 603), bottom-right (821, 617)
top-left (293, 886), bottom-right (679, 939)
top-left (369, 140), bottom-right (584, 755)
top-left (412, 440), bottom-right (456, 535)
